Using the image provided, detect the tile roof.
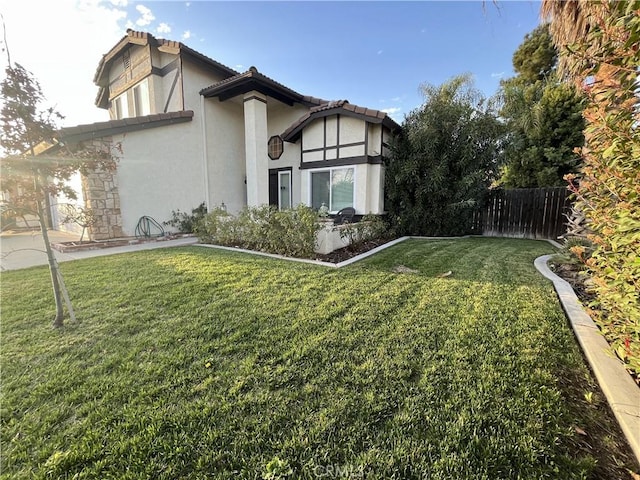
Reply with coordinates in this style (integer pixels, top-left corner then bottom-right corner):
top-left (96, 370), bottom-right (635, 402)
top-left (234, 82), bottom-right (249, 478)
top-left (281, 101), bottom-right (400, 142)
top-left (58, 111), bottom-right (194, 143)
top-left (200, 66), bottom-right (326, 107)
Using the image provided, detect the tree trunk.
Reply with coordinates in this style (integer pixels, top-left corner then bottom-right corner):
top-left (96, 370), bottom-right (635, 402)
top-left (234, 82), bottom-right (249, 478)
top-left (35, 186), bottom-right (64, 328)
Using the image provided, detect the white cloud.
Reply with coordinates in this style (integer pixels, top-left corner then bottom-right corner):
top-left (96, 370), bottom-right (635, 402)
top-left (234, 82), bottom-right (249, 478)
top-left (491, 72), bottom-right (505, 78)
top-left (185, 2), bottom-right (191, 6)
top-left (234, 64), bottom-right (245, 71)
top-left (110, 0), bottom-right (128, 6)
top-left (135, 4), bottom-right (155, 26)
top-left (157, 22), bottom-right (171, 34)
top-left (381, 107), bottom-right (403, 123)
top-left (182, 30), bottom-right (192, 40)
top-left (1, 0), bottom-right (127, 127)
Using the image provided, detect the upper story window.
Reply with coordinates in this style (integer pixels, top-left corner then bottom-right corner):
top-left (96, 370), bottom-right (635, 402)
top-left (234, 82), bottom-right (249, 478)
top-left (133, 79), bottom-right (150, 117)
top-left (113, 93), bottom-right (128, 120)
top-left (111, 79), bottom-right (150, 120)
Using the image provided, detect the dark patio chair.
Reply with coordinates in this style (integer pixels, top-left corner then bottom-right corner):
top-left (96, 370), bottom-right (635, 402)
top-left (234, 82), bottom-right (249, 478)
top-left (333, 207), bottom-right (355, 225)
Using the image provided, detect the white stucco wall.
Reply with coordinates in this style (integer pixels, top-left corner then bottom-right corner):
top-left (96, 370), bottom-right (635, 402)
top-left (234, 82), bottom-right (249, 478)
top-left (339, 116), bottom-right (365, 146)
top-left (302, 150), bottom-right (323, 162)
top-left (204, 98), bottom-right (246, 214)
top-left (151, 51), bottom-right (184, 114)
top-left (367, 164), bottom-right (385, 214)
top-left (244, 93), bottom-right (269, 206)
top-left (148, 48), bottom-right (163, 114)
top-left (368, 123), bottom-right (382, 156)
top-left (302, 118), bottom-right (323, 151)
top-left (181, 61), bottom-right (226, 112)
top-left (326, 116), bottom-right (338, 147)
top-left (114, 119), bottom-right (206, 236)
top-left (184, 61), bottom-right (247, 214)
top-left (382, 127), bottom-right (391, 157)
top-left (339, 145), bottom-right (365, 159)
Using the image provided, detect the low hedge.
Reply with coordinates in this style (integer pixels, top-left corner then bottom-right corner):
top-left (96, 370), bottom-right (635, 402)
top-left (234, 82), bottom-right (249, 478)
top-left (197, 204), bottom-right (322, 259)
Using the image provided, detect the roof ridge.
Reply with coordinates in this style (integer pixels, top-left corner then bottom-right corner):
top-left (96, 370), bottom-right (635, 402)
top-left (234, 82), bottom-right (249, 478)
top-left (282, 101), bottom-right (400, 142)
top-left (200, 67), bottom-right (326, 107)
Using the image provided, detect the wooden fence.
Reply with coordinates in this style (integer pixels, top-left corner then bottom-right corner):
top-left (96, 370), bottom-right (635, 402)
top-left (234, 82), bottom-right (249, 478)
top-left (472, 187), bottom-right (572, 240)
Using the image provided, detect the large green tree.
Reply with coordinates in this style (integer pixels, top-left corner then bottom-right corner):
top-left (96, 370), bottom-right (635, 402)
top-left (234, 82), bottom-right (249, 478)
top-left (385, 75), bottom-right (504, 236)
top-left (0, 63), bottom-right (116, 327)
top-left (499, 24), bottom-right (585, 188)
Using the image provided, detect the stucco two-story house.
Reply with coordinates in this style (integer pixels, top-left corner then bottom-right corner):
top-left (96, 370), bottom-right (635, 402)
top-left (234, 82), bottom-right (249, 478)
top-left (57, 30), bottom-right (399, 240)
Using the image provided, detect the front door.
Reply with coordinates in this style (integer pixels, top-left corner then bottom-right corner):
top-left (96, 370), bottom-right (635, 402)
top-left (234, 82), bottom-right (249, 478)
top-left (278, 171), bottom-right (291, 210)
top-left (268, 168), bottom-right (292, 210)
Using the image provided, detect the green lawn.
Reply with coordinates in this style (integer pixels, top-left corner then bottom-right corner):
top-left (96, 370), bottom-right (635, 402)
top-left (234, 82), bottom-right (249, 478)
top-left (0, 238), bottom-right (632, 478)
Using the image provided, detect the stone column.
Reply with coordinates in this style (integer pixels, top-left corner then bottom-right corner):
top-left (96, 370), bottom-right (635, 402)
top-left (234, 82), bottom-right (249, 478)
top-left (243, 90), bottom-right (269, 206)
top-left (82, 168), bottom-right (123, 240)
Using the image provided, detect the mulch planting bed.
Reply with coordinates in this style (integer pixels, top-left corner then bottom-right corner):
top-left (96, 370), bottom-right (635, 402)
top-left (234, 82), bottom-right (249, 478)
top-left (314, 237), bottom-right (396, 263)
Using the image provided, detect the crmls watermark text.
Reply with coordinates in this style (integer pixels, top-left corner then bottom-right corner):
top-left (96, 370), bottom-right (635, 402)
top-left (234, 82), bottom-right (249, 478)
top-left (312, 464), bottom-right (364, 478)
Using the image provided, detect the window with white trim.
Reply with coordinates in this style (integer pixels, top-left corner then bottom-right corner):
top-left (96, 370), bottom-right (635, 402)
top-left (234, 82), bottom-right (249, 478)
top-left (310, 167), bottom-right (354, 213)
top-left (133, 79), bottom-right (150, 116)
top-left (113, 93), bottom-right (128, 120)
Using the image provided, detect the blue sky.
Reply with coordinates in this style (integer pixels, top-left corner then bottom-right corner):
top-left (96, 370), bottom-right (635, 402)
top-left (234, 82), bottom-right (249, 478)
top-left (1, 1), bottom-right (543, 126)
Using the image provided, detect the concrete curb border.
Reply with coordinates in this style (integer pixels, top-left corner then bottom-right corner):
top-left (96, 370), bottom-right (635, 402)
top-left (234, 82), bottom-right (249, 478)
top-left (196, 237), bottom-right (413, 268)
top-left (535, 254), bottom-right (640, 462)
top-left (195, 236), bottom-right (477, 269)
top-left (196, 243), bottom-right (344, 268)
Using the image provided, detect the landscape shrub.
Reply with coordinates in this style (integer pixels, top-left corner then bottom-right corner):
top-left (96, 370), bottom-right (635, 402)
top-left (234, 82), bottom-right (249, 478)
top-left (385, 75), bottom-right (504, 236)
top-left (164, 202), bottom-right (208, 234)
top-left (267, 205), bottom-right (321, 258)
top-left (546, 1), bottom-right (640, 375)
top-left (339, 214), bottom-right (387, 251)
top-left (556, 236), bottom-right (595, 268)
top-left (197, 204), bottom-right (321, 258)
top-left (196, 207), bottom-right (231, 243)
top-left (235, 205), bottom-right (275, 252)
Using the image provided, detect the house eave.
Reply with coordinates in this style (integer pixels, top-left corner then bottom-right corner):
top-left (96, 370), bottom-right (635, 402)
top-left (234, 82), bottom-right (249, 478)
top-left (200, 67), bottom-right (323, 108)
top-left (282, 105), bottom-right (401, 143)
top-left (58, 110), bottom-right (194, 144)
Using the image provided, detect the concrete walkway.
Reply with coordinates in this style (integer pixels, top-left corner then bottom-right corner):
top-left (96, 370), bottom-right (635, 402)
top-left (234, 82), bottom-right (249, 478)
top-left (0, 230), bottom-right (198, 271)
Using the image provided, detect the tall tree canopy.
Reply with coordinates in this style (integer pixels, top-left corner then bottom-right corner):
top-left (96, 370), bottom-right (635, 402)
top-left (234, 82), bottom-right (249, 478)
top-left (499, 24), bottom-right (585, 188)
top-left (511, 24), bottom-right (557, 83)
top-left (385, 75), bottom-right (504, 236)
